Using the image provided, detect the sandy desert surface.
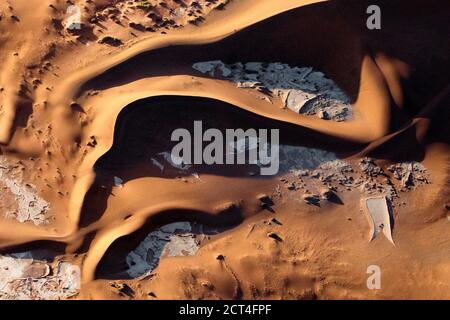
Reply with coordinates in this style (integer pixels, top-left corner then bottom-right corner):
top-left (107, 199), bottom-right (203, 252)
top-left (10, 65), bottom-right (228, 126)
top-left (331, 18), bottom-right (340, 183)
top-left (0, 0), bottom-right (449, 300)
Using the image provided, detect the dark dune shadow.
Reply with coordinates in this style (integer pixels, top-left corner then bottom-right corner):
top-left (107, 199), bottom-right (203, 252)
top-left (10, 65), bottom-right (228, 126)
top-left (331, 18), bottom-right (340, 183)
top-left (78, 95), bottom-right (360, 228)
top-left (80, 0), bottom-right (450, 114)
top-left (77, 0), bottom-right (450, 240)
top-left (94, 95), bottom-right (361, 177)
top-left (338, 0), bottom-right (450, 115)
top-left (80, 0), bottom-right (364, 103)
top-left (95, 208), bottom-right (242, 280)
top-left (0, 240), bottom-right (67, 257)
top-left (75, 0), bottom-right (450, 159)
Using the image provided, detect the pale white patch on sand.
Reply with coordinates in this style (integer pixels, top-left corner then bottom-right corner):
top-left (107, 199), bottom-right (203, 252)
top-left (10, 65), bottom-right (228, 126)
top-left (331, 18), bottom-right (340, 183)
top-left (0, 157), bottom-right (49, 225)
top-left (0, 253), bottom-right (80, 300)
top-left (193, 61), bottom-right (352, 121)
top-left (225, 136), bottom-right (338, 173)
top-left (192, 60), bottom-right (232, 77)
top-left (157, 151), bottom-right (191, 171)
top-left (363, 196), bottom-right (394, 245)
top-left (126, 222), bottom-right (199, 278)
top-left (192, 172), bottom-right (201, 180)
top-left (114, 176), bottom-right (124, 188)
top-left (278, 145), bottom-right (338, 172)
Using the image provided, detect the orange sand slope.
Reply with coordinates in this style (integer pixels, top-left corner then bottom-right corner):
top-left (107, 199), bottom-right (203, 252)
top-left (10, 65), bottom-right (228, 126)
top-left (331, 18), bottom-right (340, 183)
top-left (0, 0), bottom-right (449, 299)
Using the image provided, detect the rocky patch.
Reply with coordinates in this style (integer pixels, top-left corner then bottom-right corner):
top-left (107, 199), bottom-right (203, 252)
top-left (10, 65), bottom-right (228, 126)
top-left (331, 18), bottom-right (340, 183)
top-left (126, 221), bottom-right (223, 278)
top-left (192, 61), bottom-right (352, 121)
top-left (0, 252), bottom-right (80, 300)
top-left (0, 157), bottom-right (49, 225)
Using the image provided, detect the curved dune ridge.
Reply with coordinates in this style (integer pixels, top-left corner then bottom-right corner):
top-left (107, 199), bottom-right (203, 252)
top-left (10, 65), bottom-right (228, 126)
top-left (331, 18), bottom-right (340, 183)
top-left (0, 0), bottom-right (449, 299)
